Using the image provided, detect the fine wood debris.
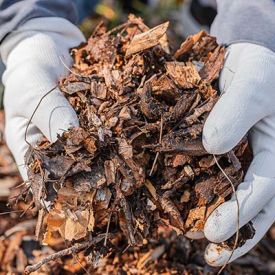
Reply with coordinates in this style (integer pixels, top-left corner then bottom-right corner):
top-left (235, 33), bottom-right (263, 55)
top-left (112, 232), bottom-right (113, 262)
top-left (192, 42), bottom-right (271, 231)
top-left (25, 15), bottom-right (250, 271)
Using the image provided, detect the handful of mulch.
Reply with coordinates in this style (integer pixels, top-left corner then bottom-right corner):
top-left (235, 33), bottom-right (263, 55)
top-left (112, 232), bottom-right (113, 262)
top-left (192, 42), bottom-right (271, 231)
top-left (25, 15), bottom-right (249, 272)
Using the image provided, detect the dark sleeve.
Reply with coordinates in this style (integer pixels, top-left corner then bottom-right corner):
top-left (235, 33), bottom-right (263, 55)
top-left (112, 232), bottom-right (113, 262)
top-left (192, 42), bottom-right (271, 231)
top-left (211, 0), bottom-right (275, 52)
top-left (0, 0), bottom-right (78, 42)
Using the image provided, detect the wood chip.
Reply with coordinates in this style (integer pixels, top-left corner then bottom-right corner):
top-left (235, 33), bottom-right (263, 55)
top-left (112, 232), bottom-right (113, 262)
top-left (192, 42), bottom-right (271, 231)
top-left (126, 21), bottom-right (169, 57)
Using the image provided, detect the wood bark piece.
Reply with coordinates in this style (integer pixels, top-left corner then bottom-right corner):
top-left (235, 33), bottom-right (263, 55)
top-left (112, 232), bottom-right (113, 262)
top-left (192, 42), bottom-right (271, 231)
top-left (166, 61), bottom-right (201, 89)
top-left (199, 46), bottom-right (225, 82)
top-left (125, 21), bottom-right (169, 57)
top-left (174, 30), bottom-right (207, 59)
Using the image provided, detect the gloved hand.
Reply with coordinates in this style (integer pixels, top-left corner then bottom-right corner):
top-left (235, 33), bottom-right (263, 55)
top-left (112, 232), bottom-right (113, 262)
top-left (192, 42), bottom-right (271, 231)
top-left (1, 17), bottom-right (85, 180)
top-left (202, 43), bottom-right (275, 266)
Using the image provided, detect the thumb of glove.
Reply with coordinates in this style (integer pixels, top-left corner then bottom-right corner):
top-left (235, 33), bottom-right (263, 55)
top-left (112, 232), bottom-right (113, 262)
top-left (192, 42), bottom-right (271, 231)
top-left (203, 43), bottom-right (275, 154)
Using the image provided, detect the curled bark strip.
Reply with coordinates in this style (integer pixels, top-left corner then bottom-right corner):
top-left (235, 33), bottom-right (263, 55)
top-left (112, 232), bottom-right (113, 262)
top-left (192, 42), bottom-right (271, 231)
top-left (158, 138), bottom-right (207, 156)
top-left (120, 196), bottom-right (136, 245)
top-left (185, 98), bottom-right (217, 126)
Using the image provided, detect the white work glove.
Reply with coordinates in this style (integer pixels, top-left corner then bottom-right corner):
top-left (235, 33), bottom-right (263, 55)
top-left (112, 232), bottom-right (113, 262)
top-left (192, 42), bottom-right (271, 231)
top-left (202, 43), bottom-right (275, 266)
top-left (1, 17), bottom-right (85, 180)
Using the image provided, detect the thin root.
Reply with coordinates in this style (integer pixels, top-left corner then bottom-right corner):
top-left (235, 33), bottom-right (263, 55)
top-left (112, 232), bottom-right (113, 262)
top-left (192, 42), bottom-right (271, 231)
top-left (213, 155), bottom-right (240, 274)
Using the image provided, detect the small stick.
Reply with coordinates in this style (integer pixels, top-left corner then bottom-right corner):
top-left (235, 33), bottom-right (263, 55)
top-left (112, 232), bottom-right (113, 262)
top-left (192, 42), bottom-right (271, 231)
top-left (106, 22), bottom-right (129, 35)
top-left (10, 181), bottom-right (28, 190)
top-left (25, 85), bottom-right (58, 147)
top-left (59, 56), bottom-right (86, 78)
top-left (35, 209), bottom-right (45, 240)
top-left (149, 152), bottom-right (159, 176)
top-left (19, 201), bottom-right (34, 218)
top-left (149, 116), bottom-right (163, 176)
top-left (122, 243), bottom-right (131, 254)
top-left (104, 211), bottom-right (112, 246)
top-left (24, 236), bottom-right (104, 274)
top-left (72, 253), bottom-right (91, 275)
top-left (120, 196), bottom-right (136, 245)
top-left (0, 210), bottom-right (24, 216)
top-left (213, 155), bottom-right (240, 274)
top-left (166, 172), bottom-right (187, 189)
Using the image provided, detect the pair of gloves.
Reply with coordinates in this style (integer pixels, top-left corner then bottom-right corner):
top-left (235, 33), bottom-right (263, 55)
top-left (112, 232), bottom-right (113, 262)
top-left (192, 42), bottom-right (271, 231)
top-left (2, 17), bottom-right (275, 266)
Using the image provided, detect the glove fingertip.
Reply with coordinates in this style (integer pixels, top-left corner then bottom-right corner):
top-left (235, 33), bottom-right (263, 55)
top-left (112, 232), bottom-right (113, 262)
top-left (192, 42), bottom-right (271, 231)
top-left (202, 119), bottom-right (235, 155)
top-left (185, 230), bottom-right (205, 240)
top-left (204, 243), bottom-right (232, 267)
top-left (46, 104), bottom-right (79, 142)
top-left (204, 204), bottom-right (239, 243)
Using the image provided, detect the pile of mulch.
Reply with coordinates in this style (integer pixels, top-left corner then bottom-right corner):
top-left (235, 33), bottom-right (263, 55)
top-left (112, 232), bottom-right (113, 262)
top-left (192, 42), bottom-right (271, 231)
top-left (23, 15), bottom-right (253, 272)
top-left (1, 15), bottom-right (268, 274)
top-left (0, 110), bottom-right (274, 274)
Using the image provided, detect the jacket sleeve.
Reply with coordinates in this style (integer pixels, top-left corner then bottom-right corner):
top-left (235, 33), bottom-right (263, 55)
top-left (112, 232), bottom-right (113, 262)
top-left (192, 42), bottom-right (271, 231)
top-left (211, 0), bottom-right (275, 52)
top-left (0, 0), bottom-right (78, 43)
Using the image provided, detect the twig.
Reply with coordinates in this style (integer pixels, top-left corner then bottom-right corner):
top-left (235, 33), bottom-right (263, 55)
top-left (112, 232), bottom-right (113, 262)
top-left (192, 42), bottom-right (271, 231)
top-left (35, 209), bottom-right (45, 240)
top-left (122, 243), bottom-right (131, 254)
top-left (0, 210), bottom-right (23, 216)
top-left (105, 22), bottom-right (129, 35)
top-left (213, 155), bottom-right (240, 274)
top-left (149, 152), bottom-right (159, 176)
top-left (72, 253), bottom-right (92, 275)
top-left (59, 55), bottom-right (86, 78)
top-left (25, 85), bottom-right (58, 147)
top-left (10, 181), bottom-right (28, 190)
top-left (104, 211), bottom-right (112, 246)
top-left (2, 220), bottom-right (36, 239)
top-left (165, 172), bottom-right (187, 189)
top-left (24, 236), bottom-right (104, 274)
top-left (149, 117), bottom-right (163, 176)
top-left (19, 201), bottom-right (34, 218)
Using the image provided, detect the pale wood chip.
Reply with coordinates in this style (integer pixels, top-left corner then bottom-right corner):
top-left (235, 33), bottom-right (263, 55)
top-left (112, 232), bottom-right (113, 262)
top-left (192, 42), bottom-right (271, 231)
top-left (126, 22), bottom-right (169, 57)
top-left (166, 61), bottom-right (201, 89)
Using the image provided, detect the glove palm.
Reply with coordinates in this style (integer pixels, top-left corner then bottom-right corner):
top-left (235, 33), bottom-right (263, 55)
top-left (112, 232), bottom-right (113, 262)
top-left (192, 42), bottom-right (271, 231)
top-left (202, 43), bottom-right (275, 266)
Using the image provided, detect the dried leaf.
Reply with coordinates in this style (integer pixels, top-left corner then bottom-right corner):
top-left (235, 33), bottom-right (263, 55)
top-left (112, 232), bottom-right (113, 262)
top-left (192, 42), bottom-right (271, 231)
top-left (119, 106), bottom-right (132, 120)
top-left (41, 155), bottom-right (74, 180)
top-left (83, 136), bottom-right (97, 155)
top-left (172, 154), bottom-right (191, 168)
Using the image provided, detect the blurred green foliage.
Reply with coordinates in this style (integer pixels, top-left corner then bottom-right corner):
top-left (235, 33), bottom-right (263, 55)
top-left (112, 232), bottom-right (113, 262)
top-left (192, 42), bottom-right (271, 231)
top-left (80, 0), bottom-right (184, 38)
